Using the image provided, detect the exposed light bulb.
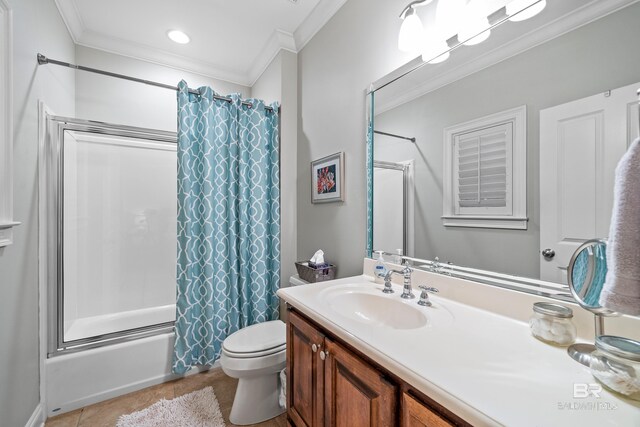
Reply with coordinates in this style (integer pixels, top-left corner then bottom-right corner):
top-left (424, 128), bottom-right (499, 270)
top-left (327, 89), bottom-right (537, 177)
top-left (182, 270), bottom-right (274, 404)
top-left (398, 9), bottom-right (424, 53)
top-left (422, 30), bottom-right (450, 64)
top-left (458, 0), bottom-right (491, 46)
top-left (458, 22), bottom-right (491, 46)
top-left (507, 0), bottom-right (547, 22)
top-left (435, 0), bottom-right (467, 42)
top-left (167, 30), bottom-right (190, 44)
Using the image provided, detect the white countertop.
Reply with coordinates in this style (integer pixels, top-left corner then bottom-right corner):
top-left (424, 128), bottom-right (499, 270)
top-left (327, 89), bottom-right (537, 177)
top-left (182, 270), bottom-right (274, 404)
top-left (277, 274), bottom-right (640, 427)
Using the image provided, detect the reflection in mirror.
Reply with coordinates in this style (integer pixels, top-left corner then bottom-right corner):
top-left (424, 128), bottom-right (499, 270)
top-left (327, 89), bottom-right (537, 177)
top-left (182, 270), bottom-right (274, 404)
top-left (367, 1), bottom-right (640, 296)
top-left (373, 160), bottom-right (414, 258)
top-left (567, 239), bottom-right (611, 312)
top-left (566, 239), bottom-right (618, 366)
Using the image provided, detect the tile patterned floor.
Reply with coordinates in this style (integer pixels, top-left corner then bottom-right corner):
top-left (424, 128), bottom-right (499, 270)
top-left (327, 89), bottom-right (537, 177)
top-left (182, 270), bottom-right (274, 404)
top-left (45, 368), bottom-right (287, 427)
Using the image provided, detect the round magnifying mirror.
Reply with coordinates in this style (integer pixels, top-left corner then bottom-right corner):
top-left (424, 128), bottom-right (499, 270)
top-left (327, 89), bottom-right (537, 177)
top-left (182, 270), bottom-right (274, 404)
top-left (566, 238), bottom-right (617, 366)
top-left (567, 239), bottom-right (614, 314)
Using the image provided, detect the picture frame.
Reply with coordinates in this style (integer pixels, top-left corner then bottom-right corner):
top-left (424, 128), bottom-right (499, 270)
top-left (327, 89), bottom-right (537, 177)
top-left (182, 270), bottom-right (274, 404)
top-left (311, 152), bottom-right (345, 203)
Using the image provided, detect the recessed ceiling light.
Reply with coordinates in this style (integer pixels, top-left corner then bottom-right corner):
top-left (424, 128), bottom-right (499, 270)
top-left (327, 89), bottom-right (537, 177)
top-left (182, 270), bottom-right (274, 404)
top-left (167, 30), bottom-right (190, 44)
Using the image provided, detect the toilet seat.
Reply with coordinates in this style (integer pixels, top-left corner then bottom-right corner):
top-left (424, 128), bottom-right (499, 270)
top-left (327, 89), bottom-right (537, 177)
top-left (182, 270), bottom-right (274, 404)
top-left (222, 320), bottom-right (286, 358)
top-left (223, 343), bottom-right (286, 359)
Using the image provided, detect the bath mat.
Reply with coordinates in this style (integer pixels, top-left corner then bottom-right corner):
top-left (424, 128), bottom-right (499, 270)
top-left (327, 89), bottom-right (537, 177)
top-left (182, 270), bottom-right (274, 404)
top-left (116, 386), bottom-right (226, 427)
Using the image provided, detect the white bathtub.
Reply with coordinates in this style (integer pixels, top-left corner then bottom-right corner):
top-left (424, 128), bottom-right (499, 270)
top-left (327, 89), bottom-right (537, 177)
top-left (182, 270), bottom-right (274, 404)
top-left (64, 304), bottom-right (176, 342)
top-left (44, 304), bottom-right (208, 418)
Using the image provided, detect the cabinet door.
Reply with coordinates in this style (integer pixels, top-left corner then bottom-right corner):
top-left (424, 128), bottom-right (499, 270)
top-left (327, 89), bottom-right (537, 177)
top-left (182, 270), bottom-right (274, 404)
top-left (288, 310), bottom-right (325, 427)
top-left (323, 338), bottom-right (397, 427)
top-left (402, 392), bottom-right (453, 427)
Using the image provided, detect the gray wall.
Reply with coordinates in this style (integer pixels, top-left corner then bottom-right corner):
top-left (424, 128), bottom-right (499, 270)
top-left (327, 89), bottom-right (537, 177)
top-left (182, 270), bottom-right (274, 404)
top-left (0, 0), bottom-right (76, 425)
top-left (374, 4), bottom-right (640, 278)
top-left (297, 0), bottom-right (414, 277)
top-left (75, 45), bottom-right (250, 132)
top-left (252, 50), bottom-right (299, 291)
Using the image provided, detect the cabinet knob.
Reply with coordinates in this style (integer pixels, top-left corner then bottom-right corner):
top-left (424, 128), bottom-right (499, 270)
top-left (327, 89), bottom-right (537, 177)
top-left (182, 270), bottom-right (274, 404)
top-left (312, 343), bottom-right (318, 353)
top-left (320, 350), bottom-right (329, 361)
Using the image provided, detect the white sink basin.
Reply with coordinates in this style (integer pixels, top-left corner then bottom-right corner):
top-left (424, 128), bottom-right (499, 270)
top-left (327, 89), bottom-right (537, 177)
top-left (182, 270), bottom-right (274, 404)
top-left (322, 284), bottom-right (428, 330)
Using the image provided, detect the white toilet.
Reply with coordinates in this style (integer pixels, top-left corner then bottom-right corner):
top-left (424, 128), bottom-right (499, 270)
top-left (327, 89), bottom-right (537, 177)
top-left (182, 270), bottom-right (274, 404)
top-left (220, 320), bottom-right (287, 425)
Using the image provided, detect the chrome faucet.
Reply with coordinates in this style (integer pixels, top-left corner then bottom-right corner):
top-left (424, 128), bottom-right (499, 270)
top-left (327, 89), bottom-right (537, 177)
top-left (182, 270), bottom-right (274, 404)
top-left (430, 256), bottom-right (441, 274)
top-left (383, 259), bottom-right (414, 299)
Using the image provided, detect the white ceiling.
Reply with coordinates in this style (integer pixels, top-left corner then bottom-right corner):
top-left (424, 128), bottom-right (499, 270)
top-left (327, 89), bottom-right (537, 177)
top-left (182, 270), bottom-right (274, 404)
top-left (54, 0), bottom-right (348, 86)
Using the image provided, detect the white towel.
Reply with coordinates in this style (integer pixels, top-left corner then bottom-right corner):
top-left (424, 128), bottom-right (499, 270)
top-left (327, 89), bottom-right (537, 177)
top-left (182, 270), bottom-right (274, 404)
top-left (599, 138), bottom-right (640, 315)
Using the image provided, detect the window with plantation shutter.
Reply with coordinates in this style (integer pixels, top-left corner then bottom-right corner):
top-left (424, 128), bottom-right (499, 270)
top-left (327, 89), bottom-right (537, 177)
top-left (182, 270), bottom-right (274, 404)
top-left (443, 106), bottom-right (527, 229)
top-left (455, 123), bottom-right (511, 214)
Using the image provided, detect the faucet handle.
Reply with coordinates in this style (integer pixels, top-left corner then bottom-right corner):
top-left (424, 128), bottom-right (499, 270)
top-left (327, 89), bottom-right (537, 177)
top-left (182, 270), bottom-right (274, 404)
top-left (417, 285), bottom-right (439, 306)
top-left (401, 258), bottom-right (413, 273)
top-left (382, 276), bottom-right (394, 294)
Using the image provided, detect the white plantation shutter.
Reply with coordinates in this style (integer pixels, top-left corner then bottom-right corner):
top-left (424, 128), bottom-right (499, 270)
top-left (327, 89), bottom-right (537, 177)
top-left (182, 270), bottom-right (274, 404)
top-left (443, 106), bottom-right (526, 229)
top-left (454, 123), bottom-right (512, 213)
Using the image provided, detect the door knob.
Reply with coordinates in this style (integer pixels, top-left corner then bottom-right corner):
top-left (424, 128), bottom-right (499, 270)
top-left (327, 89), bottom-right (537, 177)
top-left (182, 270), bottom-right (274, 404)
top-left (320, 350), bottom-right (329, 361)
top-left (311, 343), bottom-right (318, 353)
top-left (542, 248), bottom-right (555, 260)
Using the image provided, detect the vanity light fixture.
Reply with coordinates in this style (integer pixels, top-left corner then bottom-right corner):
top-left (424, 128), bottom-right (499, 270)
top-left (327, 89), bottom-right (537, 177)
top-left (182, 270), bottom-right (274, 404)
top-left (458, 0), bottom-right (492, 46)
top-left (398, 0), bottom-right (434, 53)
top-left (507, 0), bottom-right (547, 22)
top-left (421, 30), bottom-right (450, 64)
top-left (403, 0), bottom-right (546, 63)
top-left (167, 30), bottom-right (190, 44)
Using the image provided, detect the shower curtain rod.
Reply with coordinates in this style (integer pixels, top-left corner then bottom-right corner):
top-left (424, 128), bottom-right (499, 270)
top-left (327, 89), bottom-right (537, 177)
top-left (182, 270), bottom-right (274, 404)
top-left (374, 130), bottom-right (416, 143)
top-left (36, 53), bottom-right (276, 112)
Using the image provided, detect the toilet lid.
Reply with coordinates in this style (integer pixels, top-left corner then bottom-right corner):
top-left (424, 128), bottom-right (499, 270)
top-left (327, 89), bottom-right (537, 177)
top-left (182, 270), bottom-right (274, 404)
top-left (223, 320), bottom-right (286, 354)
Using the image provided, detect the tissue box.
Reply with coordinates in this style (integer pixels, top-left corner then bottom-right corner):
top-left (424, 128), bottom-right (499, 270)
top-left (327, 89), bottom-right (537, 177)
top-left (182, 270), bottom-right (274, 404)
top-left (295, 261), bottom-right (336, 283)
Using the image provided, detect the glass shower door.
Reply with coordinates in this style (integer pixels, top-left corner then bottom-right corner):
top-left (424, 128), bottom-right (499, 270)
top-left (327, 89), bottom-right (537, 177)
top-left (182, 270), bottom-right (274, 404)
top-left (45, 115), bottom-right (178, 354)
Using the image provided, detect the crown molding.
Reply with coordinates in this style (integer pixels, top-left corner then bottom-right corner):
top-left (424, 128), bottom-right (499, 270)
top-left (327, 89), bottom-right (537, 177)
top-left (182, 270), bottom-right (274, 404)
top-left (53, 0), bottom-right (248, 85)
top-left (375, 0), bottom-right (640, 114)
top-left (53, 0), bottom-right (346, 88)
top-left (294, 0), bottom-right (348, 51)
top-left (76, 29), bottom-right (251, 86)
top-left (248, 0), bottom-right (350, 86)
top-left (53, 0), bottom-right (83, 43)
top-left (248, 29), bottom-right (297, 86)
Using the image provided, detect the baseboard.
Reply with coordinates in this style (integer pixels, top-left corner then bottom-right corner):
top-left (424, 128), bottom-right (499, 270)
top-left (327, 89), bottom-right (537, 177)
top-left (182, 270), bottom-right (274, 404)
top-left (25, 403), bottom-right (44, 427)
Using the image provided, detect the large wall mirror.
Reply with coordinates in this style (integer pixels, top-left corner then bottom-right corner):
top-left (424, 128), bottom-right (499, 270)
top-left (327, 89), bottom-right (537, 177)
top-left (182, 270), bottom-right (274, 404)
top-left (366, 0), bottom-right (640, 300)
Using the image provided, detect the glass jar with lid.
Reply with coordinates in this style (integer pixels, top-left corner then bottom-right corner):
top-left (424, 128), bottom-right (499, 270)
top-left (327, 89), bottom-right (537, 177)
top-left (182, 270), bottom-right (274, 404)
top-left (529, 302), bottom-right (577, 346)
top-left (590, 335), bottom-right (640, 401)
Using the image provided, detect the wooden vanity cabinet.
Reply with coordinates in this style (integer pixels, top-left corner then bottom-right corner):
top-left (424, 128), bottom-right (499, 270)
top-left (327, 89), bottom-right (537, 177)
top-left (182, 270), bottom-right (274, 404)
top-left (323, 337), bottom-right (397, 426)
top-left (402, 392), bottom-right (454, 427)
top-left (287, 309), bottom-right (464, 427)
top-left (287, 309), bottom-right (326, 427)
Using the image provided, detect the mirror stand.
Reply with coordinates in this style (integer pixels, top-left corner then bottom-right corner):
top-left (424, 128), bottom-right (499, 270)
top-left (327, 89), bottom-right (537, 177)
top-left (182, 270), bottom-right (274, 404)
top-left (567, 313), bottom-right (607, 367)
top-left (566, 239), bottom-right (618, 367)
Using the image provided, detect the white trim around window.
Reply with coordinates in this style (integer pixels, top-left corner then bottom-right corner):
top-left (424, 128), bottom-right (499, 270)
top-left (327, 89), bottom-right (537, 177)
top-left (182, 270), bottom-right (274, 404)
top-left (0, 0), bottom-right (18, 247)
top-left (442, 105), bottom-right (528, 230)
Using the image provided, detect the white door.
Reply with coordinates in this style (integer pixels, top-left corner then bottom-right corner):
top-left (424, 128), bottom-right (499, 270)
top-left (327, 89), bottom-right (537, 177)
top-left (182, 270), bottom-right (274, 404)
top-left (540, 82), bottom-right (640, 283)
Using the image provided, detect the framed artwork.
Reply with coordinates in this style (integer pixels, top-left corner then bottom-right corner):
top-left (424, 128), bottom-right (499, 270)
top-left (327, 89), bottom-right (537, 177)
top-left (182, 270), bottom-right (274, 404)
top-left (311, 152), bottom-right (345, 203)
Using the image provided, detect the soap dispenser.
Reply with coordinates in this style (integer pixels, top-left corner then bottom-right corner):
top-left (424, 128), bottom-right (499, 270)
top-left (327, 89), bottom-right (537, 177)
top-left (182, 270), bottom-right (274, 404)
top-left (374, 251), bottom-right (387, 284)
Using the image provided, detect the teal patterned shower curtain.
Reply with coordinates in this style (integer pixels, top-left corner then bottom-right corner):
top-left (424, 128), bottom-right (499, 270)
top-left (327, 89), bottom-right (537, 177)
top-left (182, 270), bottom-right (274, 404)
top-left (173, 80), bottom-right (280, 375)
